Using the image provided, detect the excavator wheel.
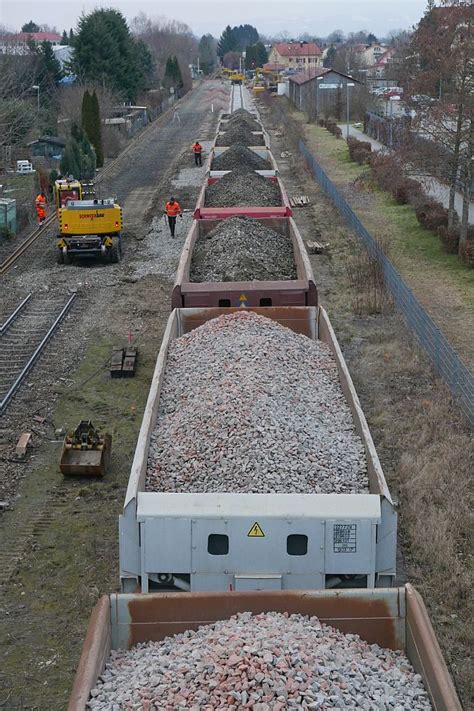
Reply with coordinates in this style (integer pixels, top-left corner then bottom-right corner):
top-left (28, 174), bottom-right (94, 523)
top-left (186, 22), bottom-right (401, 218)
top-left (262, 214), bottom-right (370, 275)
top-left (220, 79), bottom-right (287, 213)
top-left (109, 238), bottom-right (121, 263)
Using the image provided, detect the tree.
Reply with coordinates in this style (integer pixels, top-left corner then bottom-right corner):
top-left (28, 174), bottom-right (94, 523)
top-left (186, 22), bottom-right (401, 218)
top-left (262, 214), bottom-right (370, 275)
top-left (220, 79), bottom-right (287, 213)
top-left (82, 90), bottom-right (103, 167)
top-left (163, 55), bottom-right (183, 89)
top-left (217, 25), bottom-right (238, 57)
top-left (198, 34), bottom-right (217, 74)
top-left (326, 30), bottom-right (345, 44)
top-left (223, 51), bottom-right (241, 70)
top-left (60, 30), bottom-right (68, 45)
top-left (323, 46), bottom-right (337, 68)
top-left (69, 28), bottom-right (75, 44)
top-left (404, 1), bottom-right (473, 247)
top-left (72, 9), bottom-right (152, 101)
top-left (245, 42), bottom-right (268, 69)
top-left (21, 21), bottom-right (40, 33)
top-left (367, 33), bottom-right (378, 44)
top-left (61, 123), bottom-right (96, 179)
top-left (35, 41), bottom-right (63, 97)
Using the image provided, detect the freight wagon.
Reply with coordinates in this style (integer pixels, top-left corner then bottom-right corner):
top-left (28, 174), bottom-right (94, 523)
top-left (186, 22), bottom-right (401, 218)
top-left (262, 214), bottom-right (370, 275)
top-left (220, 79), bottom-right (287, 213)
top-left (172, 216), bottom-right (317, 308)
top-left (68, 585), bottom-right (461, 710)
top-left (194, 174), bottom-right (292, 219)
top-left (209, 146), bottom-right (278, 174)
top-left (119, 307), bottom-right (397, 594)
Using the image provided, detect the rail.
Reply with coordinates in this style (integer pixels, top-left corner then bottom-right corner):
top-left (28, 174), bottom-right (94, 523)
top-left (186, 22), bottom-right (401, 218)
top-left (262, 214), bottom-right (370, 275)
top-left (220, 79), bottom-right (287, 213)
top-left (0, 293), bottom-right (77, 414)
top-left (0, 293), bottom-right (32, 334)
top-left (299, 139), bottom-right (474, 425)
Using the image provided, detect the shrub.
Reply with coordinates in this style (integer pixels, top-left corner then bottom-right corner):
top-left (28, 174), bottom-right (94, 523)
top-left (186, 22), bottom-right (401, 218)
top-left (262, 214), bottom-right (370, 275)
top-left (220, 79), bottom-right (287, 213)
top-left (318, 118), bottom-right (326, 127)
top-left (460, 239), bottom-right (474, 267)
top-left (438, 225), bottom-right (460, 254)
top-left (392, 178), bottom-right (422, 205)
top-left (352, 147), bottom-right (371, 165)
top-left (0, 226), bottom-right (14, 241)
top-left (334, 126), bottom-right (342, 139)
top-left (369, 153), bottom-right (397, 192)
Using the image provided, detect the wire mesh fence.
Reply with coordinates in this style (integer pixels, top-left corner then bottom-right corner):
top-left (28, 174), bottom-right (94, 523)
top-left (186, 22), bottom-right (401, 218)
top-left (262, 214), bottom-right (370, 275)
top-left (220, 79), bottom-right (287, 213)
top-left (299, 139), bottom-right (474, 425)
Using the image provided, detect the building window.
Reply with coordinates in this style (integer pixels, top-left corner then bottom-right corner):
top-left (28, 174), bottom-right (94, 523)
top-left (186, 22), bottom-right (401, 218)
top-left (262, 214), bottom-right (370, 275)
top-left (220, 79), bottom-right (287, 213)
top-left (287, 534), bottom-right (308, 556)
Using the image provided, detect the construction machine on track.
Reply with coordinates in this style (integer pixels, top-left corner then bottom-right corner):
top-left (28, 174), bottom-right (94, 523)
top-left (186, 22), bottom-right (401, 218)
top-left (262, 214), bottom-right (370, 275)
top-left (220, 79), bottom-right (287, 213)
top-left (54, 178), bottom-right (123, 264)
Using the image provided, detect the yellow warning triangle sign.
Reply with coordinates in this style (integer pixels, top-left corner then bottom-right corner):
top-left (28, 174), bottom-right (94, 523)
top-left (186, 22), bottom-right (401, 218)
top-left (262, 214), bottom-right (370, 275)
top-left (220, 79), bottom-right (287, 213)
top-left (239, 293), bottom-right (248, 302)
top-left (247, 521), bottom-right (265, 538)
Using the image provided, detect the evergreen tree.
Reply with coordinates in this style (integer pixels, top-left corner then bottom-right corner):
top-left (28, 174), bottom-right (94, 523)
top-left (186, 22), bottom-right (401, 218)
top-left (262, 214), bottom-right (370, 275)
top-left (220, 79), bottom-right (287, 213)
top-left (198, 34), bottom-right (217, 74)
top-left (35, 41), bottom-right (63, 98)
top-left (72, 9), bottom-right (149, 101)
top-left (82, 90), bottom-right (103, 167)
top-left (163, 55), bottom-right (183, 89)
top-left (323, 46), bottom-right (337, 68)
top-left (21, 21), bottom-right (40, 33)
top-left (61, 30), bottom-right (68, 45)
top-left (217, 26), bottom-right (238, 57)
top-left (69, 28), bottom-right (75, 44)
top-left (61, 123), bottom-right (96, 179)
top-left (245, 41), bottom-right (268, 69)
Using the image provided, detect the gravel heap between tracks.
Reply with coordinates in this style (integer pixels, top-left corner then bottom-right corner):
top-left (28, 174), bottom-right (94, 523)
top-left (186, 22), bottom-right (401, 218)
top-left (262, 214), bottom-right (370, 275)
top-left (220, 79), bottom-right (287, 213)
top-left (211, 144), bottom-right (270, 172)
top-left (190, 216), bottom-right (296, 283)
top-left (216, 123), bottom-right (265, 146)
top-left (146, 311), bottom-right (368, 494)
top-left (205, 171), bottom-right (281, 207)
top-left (88, 611), bottom-right (432, 709)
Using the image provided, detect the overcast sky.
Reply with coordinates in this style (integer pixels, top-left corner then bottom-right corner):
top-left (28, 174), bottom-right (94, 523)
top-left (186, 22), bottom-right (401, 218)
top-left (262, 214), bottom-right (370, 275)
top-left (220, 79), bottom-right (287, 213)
top-left (0, 0), bottom-right (427, 38)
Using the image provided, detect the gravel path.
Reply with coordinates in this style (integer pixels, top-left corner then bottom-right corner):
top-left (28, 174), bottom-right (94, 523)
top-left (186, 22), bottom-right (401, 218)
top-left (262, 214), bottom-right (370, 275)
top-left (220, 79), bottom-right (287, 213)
top-left (190, 216), bottom-right (296, 282)
top-left (212, 144), bottom-right (270, 172)
top-left (146, 311), bottom-right (368, 494)
top-left (88, 610), bottom-right (431, 710)
top-left (205, 172), bottom-right (281, 207)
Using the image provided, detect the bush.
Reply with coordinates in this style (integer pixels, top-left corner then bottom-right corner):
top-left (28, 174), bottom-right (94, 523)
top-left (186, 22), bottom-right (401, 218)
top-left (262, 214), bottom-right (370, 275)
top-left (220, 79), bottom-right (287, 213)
top-left (415, 201), bottom-right (449, 232)
top-left (334, 126), bottom-right (342, 139)
top-left (438, 225), bottom-right (459, 254)
top-left (392, 178), bottom-right (422, 205)
top-left (369, 153), bottom-right (397, 192)
top-left (352, 147), bottom-right (371, 165)
top-left (460, 239), bottom-right (474, 267)
top-left (0, 226), bottom-right (14, 241)
top-left (318, 118), bottom-right (326, 127)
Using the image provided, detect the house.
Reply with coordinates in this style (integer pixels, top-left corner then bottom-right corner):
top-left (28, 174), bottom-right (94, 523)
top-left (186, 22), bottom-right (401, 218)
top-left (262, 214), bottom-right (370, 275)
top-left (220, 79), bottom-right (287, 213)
top-left (27, 136), bottom-right (66, 160)
top-left (352, 43), bottom-right (387, 68)
top-left (372, 47), bottom-right (397, 78)
top-left (288, 67), bottom-right (361, 116)
top-left (268, 41), bottom-right (323, 69)
top-left (0, 31), bottom-right (62, 54)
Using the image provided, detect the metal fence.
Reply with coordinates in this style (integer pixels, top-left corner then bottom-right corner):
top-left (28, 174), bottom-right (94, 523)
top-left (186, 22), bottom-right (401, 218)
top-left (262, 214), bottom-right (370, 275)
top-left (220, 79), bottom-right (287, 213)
top-left (299, 139), bottom-right (474, 425)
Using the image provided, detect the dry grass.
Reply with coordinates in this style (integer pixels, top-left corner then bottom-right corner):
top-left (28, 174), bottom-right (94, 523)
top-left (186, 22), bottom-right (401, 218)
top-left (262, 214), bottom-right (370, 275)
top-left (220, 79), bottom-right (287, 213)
top-left (345, 240), bottom-right (392, 316)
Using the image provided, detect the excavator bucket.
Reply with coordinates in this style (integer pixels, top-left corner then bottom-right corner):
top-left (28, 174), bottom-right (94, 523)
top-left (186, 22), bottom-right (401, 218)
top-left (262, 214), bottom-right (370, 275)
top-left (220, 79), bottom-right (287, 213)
top-left (60, 420), bottom-right (112, 476)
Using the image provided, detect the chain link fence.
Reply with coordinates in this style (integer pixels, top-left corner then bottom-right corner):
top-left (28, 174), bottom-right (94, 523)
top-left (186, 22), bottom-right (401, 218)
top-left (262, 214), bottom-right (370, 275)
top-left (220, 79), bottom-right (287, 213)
top-left (300, 139), bottom-right (474, 425)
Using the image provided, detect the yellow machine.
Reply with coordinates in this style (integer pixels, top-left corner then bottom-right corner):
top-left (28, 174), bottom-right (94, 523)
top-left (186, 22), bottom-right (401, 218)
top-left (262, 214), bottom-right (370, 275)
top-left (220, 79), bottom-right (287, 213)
top-left (54, 178), bottom-right (123, 264)
top-left (60, 420), bottom-right (112, 477)
top-left (230, 70), bottom-right (245, 84)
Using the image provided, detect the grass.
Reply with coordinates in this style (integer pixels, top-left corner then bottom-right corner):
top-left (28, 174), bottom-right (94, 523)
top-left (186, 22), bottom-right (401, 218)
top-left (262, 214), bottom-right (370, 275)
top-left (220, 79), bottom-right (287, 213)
top-left (301, 121), bottom-right (474, 311)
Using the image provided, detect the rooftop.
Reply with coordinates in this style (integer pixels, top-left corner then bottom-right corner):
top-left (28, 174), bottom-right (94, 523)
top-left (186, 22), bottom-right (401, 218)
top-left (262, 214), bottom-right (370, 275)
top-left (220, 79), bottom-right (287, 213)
top-left (273, 41), bottom-right (322, 57)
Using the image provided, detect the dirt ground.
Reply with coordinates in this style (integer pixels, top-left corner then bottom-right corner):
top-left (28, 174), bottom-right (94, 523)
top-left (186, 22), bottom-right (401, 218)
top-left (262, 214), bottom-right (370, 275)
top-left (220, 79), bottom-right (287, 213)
top-left (0, 80), bottom-right (229, 709)
top-left (258, 99), bottom-right (472, 707)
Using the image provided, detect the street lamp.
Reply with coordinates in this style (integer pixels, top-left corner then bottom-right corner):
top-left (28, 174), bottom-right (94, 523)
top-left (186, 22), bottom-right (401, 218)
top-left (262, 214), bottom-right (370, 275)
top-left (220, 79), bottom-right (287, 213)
top-left (32, 85), bottom-right (40, 111)
top-left (316, 75), bottom-right (324, 119)
top-left (346, 82), bottom-right (355, 139)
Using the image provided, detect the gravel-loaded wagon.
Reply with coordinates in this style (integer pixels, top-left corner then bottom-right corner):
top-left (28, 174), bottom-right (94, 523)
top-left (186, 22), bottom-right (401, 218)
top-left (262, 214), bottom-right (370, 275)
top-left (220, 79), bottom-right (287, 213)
top-left (120, 307), bottom-right (397, 594)
top-left (68, 586), bottom-right (461, 710)
top-left (209, 145), bottom-right (278, 174)
top-left (172, 216), bottom-right (317, 308)
top-left (194, 172), bottom-right (292, 219)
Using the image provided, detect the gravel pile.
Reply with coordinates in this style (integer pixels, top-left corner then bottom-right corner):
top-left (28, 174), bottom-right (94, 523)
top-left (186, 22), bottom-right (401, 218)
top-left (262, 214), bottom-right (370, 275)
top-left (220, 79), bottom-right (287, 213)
top-left (190, 216), bottom-right (296, 283)
top-left (88, 611), bottom-right (432, 710)
top-left (228, 109), bottom-right (261, 130)
top-left (216, 123), bottom-right (265, 147)
top-left (146, 311), bottom-right (368, 494)
top-left (205, 171), bottom-right (281, 207)
top-left (212, 144), bottom-right (270, 172)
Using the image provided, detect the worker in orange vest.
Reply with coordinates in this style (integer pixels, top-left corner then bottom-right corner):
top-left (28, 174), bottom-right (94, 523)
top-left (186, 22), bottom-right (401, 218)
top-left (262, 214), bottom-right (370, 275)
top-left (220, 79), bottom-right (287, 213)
top-left (192, 141), bottom-right (203, 167)
top-left (35, 192), bottom-right (47, 225)
top-left (164, 196), bottom-right (182, 237)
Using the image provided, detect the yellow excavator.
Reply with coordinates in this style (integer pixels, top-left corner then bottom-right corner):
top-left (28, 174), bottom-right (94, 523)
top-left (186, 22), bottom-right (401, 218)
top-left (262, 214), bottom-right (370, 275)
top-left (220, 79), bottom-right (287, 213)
top-left (54, 178), bottom-right (123, 264)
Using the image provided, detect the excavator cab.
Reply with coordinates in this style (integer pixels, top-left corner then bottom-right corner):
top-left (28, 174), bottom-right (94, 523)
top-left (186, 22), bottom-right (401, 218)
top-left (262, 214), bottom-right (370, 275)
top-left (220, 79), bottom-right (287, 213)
top-left (54, 179), bottom-right (83, 210)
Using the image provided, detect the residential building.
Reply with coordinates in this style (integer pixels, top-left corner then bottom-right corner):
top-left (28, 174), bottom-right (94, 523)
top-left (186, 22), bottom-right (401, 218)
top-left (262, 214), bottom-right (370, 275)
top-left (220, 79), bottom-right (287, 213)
top-left (268, 41), bottom-right (323, 69)
top-left (352, 43), bottom-right (388, 68)
top-left (0, 31), bottom-right (62, 54)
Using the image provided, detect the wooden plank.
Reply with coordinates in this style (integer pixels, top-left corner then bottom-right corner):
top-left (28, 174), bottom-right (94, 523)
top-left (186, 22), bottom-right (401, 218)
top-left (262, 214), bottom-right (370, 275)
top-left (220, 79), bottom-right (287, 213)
top-left (110, 347), bottom-right (124, 378)
top-left (121, 348), bottom-right (138, 377)
top-left (16, 432), bottom-right (32, 458)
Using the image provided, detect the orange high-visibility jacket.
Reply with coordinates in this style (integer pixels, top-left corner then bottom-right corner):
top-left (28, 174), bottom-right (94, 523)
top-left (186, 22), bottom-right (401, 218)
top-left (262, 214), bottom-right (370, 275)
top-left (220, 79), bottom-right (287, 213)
top-left (165, 201), bottom-right (182, 217)
top-left (192, 143), bottom-right (202, 154)
top-left (35, 194), bottom-right (46, 208)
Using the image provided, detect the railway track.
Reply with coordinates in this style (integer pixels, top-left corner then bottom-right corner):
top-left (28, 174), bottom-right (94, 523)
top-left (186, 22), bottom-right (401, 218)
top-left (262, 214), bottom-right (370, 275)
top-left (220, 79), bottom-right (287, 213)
top-left (0, 292), bottom-right (77, 414)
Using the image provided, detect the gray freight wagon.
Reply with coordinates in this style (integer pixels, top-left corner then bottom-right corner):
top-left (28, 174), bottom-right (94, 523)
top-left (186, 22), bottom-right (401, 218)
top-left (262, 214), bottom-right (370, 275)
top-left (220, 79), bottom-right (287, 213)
top-left (120, 307), bottom-right (397, 593)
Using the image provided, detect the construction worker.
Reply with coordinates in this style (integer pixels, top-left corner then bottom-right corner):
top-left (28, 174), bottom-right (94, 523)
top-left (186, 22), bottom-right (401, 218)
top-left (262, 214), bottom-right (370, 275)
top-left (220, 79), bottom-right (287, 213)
top-left (164, 196), bottom-right (182, 238)
top-left (192, 141), bottom-right (203, 167)
top-left (35, 192), bottom-right (47, 225)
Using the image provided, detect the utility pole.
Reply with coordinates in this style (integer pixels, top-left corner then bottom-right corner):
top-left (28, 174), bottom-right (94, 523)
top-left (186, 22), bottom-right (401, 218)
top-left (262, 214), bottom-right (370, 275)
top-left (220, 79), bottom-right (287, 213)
top-left (346, 82), bottom-right (355, 139)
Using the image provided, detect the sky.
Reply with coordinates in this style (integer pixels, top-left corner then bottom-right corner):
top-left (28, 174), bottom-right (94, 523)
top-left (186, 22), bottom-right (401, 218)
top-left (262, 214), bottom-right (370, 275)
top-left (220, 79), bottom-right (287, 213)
top-left (0, 0), bottom-right (428, 38)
